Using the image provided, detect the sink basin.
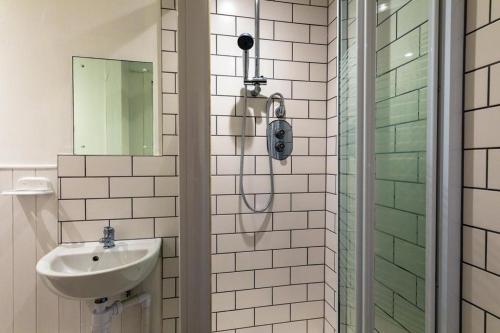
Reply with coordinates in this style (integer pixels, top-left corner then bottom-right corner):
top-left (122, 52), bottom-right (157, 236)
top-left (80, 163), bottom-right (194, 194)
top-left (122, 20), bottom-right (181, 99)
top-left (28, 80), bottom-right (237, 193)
top-left (36, 238), bottom-right (161, 300)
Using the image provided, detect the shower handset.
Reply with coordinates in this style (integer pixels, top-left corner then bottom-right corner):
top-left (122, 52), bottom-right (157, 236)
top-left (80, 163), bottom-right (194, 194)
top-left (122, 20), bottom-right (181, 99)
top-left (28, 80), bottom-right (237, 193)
top-left (237, 33), bottom-right (267, 96)
top-left (237, 33), bottom-right (293, 213)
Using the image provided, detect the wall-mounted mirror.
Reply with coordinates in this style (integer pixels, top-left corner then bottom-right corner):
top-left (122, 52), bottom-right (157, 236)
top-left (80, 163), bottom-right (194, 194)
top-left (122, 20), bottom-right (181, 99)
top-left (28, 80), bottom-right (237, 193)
top-left (73, 57), bottom-right (154, 155)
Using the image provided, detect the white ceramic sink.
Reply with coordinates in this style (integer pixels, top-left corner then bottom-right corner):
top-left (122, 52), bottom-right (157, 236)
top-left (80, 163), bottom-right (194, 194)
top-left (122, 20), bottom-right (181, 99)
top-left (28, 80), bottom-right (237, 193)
top-left (36, 238), bottom-right (161, 300)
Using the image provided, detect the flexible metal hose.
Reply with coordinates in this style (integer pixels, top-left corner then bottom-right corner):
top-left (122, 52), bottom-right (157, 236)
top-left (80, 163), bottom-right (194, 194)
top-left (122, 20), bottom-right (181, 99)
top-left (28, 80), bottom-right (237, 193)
top-left (239, 88), bottom-right (284, 212)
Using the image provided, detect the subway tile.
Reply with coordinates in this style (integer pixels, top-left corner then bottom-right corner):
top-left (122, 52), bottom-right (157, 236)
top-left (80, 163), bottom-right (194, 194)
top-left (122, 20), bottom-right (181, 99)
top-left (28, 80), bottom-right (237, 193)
top-left (465, 20), bottom-right (500, 71)
top-left (110, 218), bottom-right (154, 239)
top-left (163, 93), bottom-right (179, 114)
top-left (212, 214), bottom-right (236, 234)
top-left (60, 177), bottom-right (108, 199)
top-left (162, 9), bottom-right (178, 30)
top-left (463, 264), bottom-right (500, 316)
top-left (273, 212), bottom-right (308, 230)
top-left (292, 81), bottom-right (326, 100)
top-left (274, 175), bottom-right (308, 193)
top-left (291, 265), bottom-right (324, 284)
top-left (273, 321), bottom-right (307, 333)
top-left (59, 199), bottom-right (85, 221)
top-left (217, 309), bottom-right (254, 331)
top-left (274, 61), bottom-right (309, 80)
top-left (291, 193), bottom-right (325, 211)
top-left (217, 271), bottom-right (254, 292)
top-left (466, 0), bottom-right (490, 32)
top-left (155, 176), bottom-right (179, 196)
top-left (260, 40), bottom-right (293, 61)
top-left (217, 233), bottom-right (255, 253)
top-left (58, 155), bottom-right (85, 177)
top-left (487, 232), bottom-right (500, 275)
top-left (292, 156), bottom-right (325, 174)
top-left (217, 35), bottom-right (245, 57)
top-left (133, 197), bottom-right (175, 218)
top-left (213, 292), bottom-right (236, 312)
top-left (490, 63), bottom-right (500, 106)
top-left (236, 288), bottom-right (272, 308)
top-left (291, 301), bottom-right (324, 320)
top-left (311, 26), bottom-right (328, 44)
top-left (236, 17), bottom-right (274, 40)
top-left (163, 298), bottom-right (179, 319)
top-left (464, 189), bottom-right (500, 233)
top-left (132, 156), bottom-right (176, 176)
top-left (109, 177), bottom-right (154, 198)
top-left (274, 22), bottom-right (309, 43)
top-left (464, 68), bottom-right (488, 111)
top-left (236, 250), bottom-right (273, 270)
top-left (255, 304), bottom-right (290, 325)
top-left (162, 30), bottom-right (176, 51)
top-left (293, 4), bottom-right (327, 25)
top-left (85, 156), bottom-right (131, 176)
top-left (237, 326), bottom-right (272, 333)
top-left (217, 0), bottom-right (254, 17)
top-left (86, 198), bottom-right (131, 220)
top-left (462, 301), bottom-right (484, 333)
top-left (255, 268), bottom-right (290, 287)
top-left (155, 217), bottom-right (179, 237)
top-left (61, 220), bottom-right (108, 243)
top-left (273, 248), bottom-right (307, 267)
top-left (463, 149), bottom-right (486, 188)
top-left (212, 55), bottom-right (237, 76)
top-left (261, 1), bottom-right (292, 21)
top-left (212, 253), bottom-right (236, 273)
top-left (292, 229), bottom-right (325, 247)
top-left (464, 107), bottom-right (500, 148)
top-left (293, 43), bottom-right (327, 63)
top-left (273, 284), bottom-right (307, 304)
top-left (293, 119), bottom-right (326, 137)
top-left (255, 230), bottom-right (291, 250)
top-left (235, 213), bottom-right (272, 232)
top-left (211, 14), bottom-right (236, 35)
top-left (212, 96), bottom-right (236, 116)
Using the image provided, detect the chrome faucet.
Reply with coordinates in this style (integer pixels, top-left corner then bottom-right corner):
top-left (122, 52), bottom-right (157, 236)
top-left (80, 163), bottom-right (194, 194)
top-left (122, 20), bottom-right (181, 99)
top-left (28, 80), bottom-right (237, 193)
top-left (100, 226), bottom-right (115, 249)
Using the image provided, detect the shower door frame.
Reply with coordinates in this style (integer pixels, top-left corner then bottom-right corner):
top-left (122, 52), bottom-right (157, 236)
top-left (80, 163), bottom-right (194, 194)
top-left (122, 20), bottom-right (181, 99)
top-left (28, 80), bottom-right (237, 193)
top-left (343, 0), bottom-right (464, 332)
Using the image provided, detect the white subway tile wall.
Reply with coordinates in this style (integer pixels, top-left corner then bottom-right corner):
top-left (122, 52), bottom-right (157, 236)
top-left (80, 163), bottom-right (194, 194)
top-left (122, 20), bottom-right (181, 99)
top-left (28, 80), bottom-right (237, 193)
top-left (210, 0), bottom-right (337, 331)
top-left (463, 1), bottom-right (500, 332)
top-left (324, 0), bottom-right (337, 332)
top-left (58, 155), bottom-right (175, 330)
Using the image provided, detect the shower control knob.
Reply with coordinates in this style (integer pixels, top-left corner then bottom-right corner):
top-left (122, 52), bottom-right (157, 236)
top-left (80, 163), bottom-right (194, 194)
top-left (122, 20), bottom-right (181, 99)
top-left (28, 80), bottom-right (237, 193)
top-left (275, 142), bottom-right (286, 152)
top-left (275, 129), bottom-right (286, 139)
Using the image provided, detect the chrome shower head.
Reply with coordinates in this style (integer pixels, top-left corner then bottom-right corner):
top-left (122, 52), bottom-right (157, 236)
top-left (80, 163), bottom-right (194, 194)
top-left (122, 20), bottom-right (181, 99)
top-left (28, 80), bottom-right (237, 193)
top-left (237, 33), bottom-right (254, 51)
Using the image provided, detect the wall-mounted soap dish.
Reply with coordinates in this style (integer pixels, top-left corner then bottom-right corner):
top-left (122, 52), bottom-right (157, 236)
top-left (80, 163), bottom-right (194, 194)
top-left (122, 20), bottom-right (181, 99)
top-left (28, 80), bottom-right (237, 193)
top-left (0, 177), bottom-right (54, 196)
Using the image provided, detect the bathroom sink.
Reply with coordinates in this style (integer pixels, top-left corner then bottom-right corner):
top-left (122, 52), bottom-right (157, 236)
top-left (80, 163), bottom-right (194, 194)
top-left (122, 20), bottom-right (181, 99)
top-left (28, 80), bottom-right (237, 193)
top-left (36, 238), bottom-right (161, 300)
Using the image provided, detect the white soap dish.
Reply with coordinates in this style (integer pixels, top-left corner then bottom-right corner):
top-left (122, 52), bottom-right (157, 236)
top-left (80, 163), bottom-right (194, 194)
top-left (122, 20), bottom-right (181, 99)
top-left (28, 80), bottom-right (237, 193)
top-left (1, 177), bottom-right (54, 196)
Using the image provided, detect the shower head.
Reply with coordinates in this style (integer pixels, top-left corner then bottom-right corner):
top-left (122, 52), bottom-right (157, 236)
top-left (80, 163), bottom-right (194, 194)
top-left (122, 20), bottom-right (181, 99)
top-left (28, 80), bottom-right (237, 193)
top-left (237, 33), bottom-right (254, 51)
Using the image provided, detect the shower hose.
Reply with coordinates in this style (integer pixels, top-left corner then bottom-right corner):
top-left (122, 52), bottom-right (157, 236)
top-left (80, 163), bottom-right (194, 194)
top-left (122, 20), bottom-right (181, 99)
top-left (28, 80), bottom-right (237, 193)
top-left (239, 87), bottom-right (283, 213)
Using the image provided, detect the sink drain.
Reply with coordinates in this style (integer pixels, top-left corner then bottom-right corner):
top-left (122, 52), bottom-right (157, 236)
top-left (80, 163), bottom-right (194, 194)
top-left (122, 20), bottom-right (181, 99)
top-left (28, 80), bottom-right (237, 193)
top-left (92, 256), bottom-right (99, 262)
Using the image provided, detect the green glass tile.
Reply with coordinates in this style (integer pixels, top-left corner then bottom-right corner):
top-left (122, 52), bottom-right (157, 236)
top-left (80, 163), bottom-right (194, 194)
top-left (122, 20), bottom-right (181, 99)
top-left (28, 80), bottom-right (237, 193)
top-left (394, 295), bottom-right (425, 333)
top-left (395, 120), bottom-right (427, 152)
top-left (376, 70), bottom-right (397, 102)
top-left (395, 239), bottom-right (426, 278)
top-left (375, 230), bottom-right (395, 261)
top-left (395, 182), bottom-right (426, 214)
top-left (396, 0), bottom-right (429, 37)
top-left (375, 280), bottom-right (395, 315)
top-left (376, 153), bottom-right (419, 182)
top-left (376, 126), bottom-right (396, 153)
top-left (376, 91), bottom-right (419, 128)
top-left (375, 179), bottom-right (395, 206)
top-left (396, 56), bottom-right (428, 95)
top-left (375, 256), bottom-right (417, 303)
top-left (376, 29), bottom-right (419, 74)
top-left (377, 15), bottom-right (397, 50)
top-left (375, 206), bottom-right (418, 243)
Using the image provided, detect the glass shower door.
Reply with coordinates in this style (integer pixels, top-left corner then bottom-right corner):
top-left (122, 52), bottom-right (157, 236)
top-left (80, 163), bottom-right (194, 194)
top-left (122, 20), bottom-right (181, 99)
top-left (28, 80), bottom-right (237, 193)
top-left (338, 0), bottom-right (436, 332)
top-left (374, 0), bottom-right (431, 332)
